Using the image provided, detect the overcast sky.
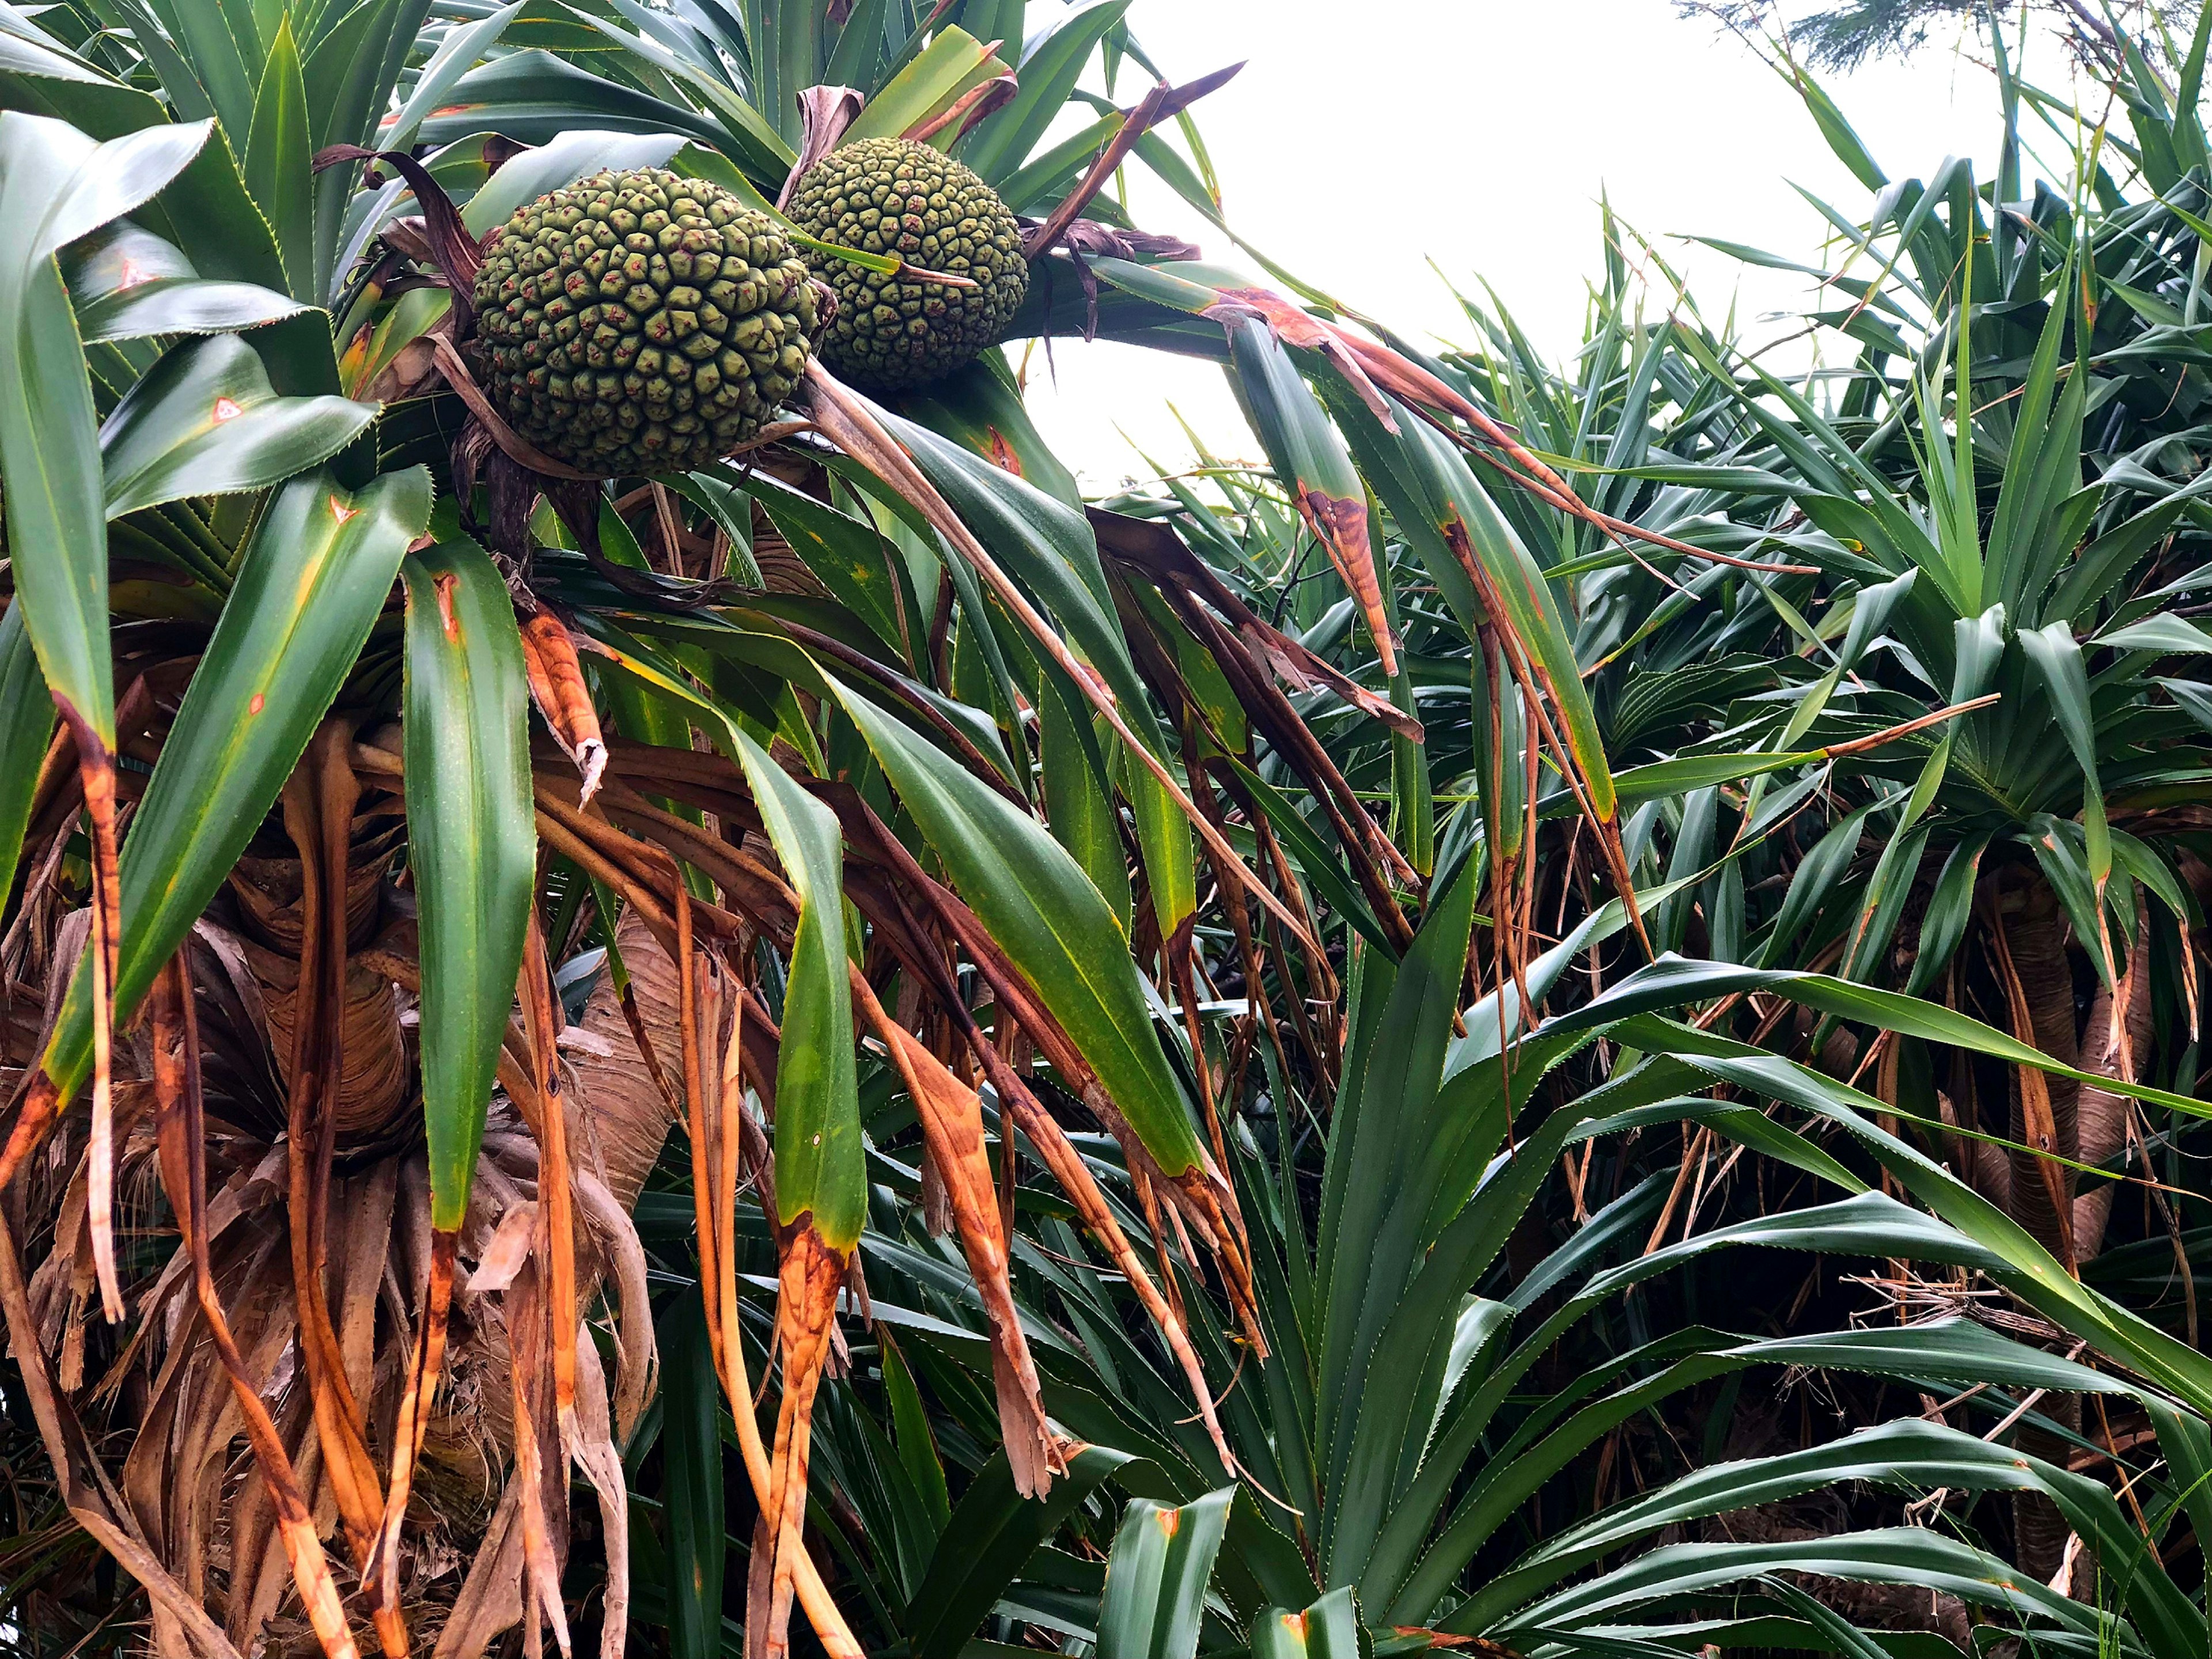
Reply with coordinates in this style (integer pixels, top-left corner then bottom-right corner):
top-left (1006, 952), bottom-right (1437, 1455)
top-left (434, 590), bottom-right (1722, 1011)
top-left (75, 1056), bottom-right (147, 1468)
top-left (1019, 0), bottom-right (2090, 486)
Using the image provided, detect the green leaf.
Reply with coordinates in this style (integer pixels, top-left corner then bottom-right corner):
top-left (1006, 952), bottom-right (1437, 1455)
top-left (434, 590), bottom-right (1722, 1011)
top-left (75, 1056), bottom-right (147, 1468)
top-left (885, 410), bottom-right (1157, 740)
top-left (1474, 1419), bottom-right (2186, 1650)
top-left (1355, 397), bottom-right (1616, 820)
top-left (1033, 655), bottom-right (1132, 935)
top-left (1611, 749), bottom-right (1825, 801)
top-left (1113, 736), bottom-right (1196, 944)
top-left (582, 626), bottom-right (862, 1248)
top-left (153, 0), bottom-right (259, 146)
top-left (748, 469), bottom-right (914, 662)
top-left (736, 0), bottom-right (820, 149)
top-left (1904, 831), bottom-right (1988, 996)
top-left (1217, 753), bottom-right (1399, 961)
top-left (1782, 56), bottom-right (1887, 188)
top-left (897, 356), bottom-right (1084, 510)
top-left (302, 0), bottom-right (432, 163)
top-left (2020, 619), bottom-right (2109, 876)
top-left (523, 2), bottom-right (789, 178)
top-left (39, 466), bottom-right (432, 1101)
top-left (0, 112), bottom-right (212, 752)
top-left (0, 28), bottom-right (305, 343)
top-left (1226, 317), bottom-right (1384, 649)
top-left (1756, 796), bottom-right (1883, 968)
top-left (825, 680), bottom-right (1208, 1181)
top-left (401, 524), bottom-right (535, 1232)
top-left (846, 25), bottom-right (1002, 145)
top-left (337, 281), bottom-right (448, 397)
top-left (737, 721), bottom-right (861, 1247)
top-left (376, 0), bottom-right (521, 156)
top-left (1096, 1486), bottom-right (1236, 1659)
top-left (1249, 1585), bottom-right (1363, 1659)
top-left (2097, 612), bottom-right (2212, 654)
top-left (2024, 813), bottom-right (2113, 987)
top-left (454, 127), bottom-right (688, 238)
top-left (882, 1336), bottom-right (950, 1539)
top-left (1316, 861), bottom-right (1478, 1574)
top-left (1838, 823), bottom-right (1928, 985)
top-left (62, 219), bottom-right (305, 342)
top-left (904, 1445), bottom-right (1138, 1659)
top-left (414, 52), bottom-right (731, 155)
top-left (658, 1293), bottom-right (726, 1659)
top-left (961, 1), bottom-right (1127, 185)
top-left (0, 601), bottom-right (52, 908)
top-left (1567, 972), bottom-right (2212, 1416)
top-left (1984, 298), bottom-right (2092, 623)
top-left (1505, 1529), bottom-right (2090, 1645)
top-left (241, 16), bottom-right (312, 299)
top-left (1580, 955), bottom-right (2212, 1126)
top-left (822, 0), bottom-right (889, 89)
top-left (101, 333), bottom-right (374, 517)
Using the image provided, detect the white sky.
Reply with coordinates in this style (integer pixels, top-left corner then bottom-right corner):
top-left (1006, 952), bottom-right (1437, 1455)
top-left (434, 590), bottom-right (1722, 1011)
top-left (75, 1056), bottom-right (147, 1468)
top-left (1018, 0), bottom-right (2099, 487)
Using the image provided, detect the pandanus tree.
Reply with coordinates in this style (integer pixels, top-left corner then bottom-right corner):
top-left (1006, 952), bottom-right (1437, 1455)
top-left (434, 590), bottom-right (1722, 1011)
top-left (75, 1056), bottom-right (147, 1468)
top-left (10, 0), bottom-right (2212, 1656)
top-left (0, 0), bottom-right (1755, 1652)
top-left (859, 17), bottom-right (2212, 1652)
top-left (1502, 14), bottom-right (2212, 1587)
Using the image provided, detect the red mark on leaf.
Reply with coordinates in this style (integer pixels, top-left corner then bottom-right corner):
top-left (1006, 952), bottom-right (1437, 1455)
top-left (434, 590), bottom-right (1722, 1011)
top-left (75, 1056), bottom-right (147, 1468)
top-left (248, 692), bottom-right (266, 716)
top-left (328, 494), bottom-right (359, 525)
top-left (211, 396), bottom-right (244, 423)
top-left (433, 571), bottom-right (462, 643)
top-left (116, 257), bottom-right (149, 290)
top-left (1156, 1507), bottom-right (1180, 1539)
top-left (984, 427), bottom-right (1023, 477)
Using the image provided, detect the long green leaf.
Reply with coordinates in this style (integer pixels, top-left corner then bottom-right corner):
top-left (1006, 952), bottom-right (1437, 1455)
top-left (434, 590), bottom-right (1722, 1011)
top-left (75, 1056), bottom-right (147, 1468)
top-left (241, 15), bottom-right (310, 298)
top-left (659, 1293), bottom-right (727, 1659)
top-left (579, 625), bottom-right (862, 1248)
top-left (846, 25), bottom-right (1001, 145)
top-left (734, 721), bottom-right (860, 1247)
top-left (1033, 654), bottom-right (1132, 934)
top-left (1096, 1486), bottom-right (1236, 1659)
top-left (883, 410), bottom-right (1158, 744)
top-left (0, 600), bottom-right (51, 907)
top-left (0, 112), bottom-right (211, 752)
top-left (39, 465), bottom-right (431, 1100)
top-left (903, 1445), bottom-right (1137, 1659)
top-left (63, 219), bottom-right (304, 342)
top-left (401, 524), bottom-right (534, 1231)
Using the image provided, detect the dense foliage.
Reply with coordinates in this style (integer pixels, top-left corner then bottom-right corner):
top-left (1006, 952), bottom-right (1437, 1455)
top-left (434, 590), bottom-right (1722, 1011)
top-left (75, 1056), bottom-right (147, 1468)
top-left (4, 3), bottom-right (2212, 1658)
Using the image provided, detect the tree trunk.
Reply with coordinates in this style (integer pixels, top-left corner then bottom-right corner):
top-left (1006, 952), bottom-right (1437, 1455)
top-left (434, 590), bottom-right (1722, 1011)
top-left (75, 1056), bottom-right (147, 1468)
top-left (2071, 896), bottom-right (2153, 1262)
top-left (1995, 876), bottom-right (2083, 1586)
top-left (10, 862), bottom-right (690, 1658)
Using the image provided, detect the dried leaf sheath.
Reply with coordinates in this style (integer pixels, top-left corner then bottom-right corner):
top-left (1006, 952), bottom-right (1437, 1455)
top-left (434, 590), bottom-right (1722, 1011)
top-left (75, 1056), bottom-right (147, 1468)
top-left (520, 914), bottom-right (582, 1445)
top-left (762, 1225), bottom-right (844, 1659)
top-left (56, 702), bottom-right (122, 1324)
top-left (149, 955), bottom-right (359, 1659)
top-left (672, 891), bottom-right (865, 1659)
top-left (854, 974), bottom-right (1062, 1495)
top-left (277, 726), bottom-right (402, 1651)
top-left (517, 607), bottom-right (607, 805)
top-left (368, 1228), bottom-right (456, 1613)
